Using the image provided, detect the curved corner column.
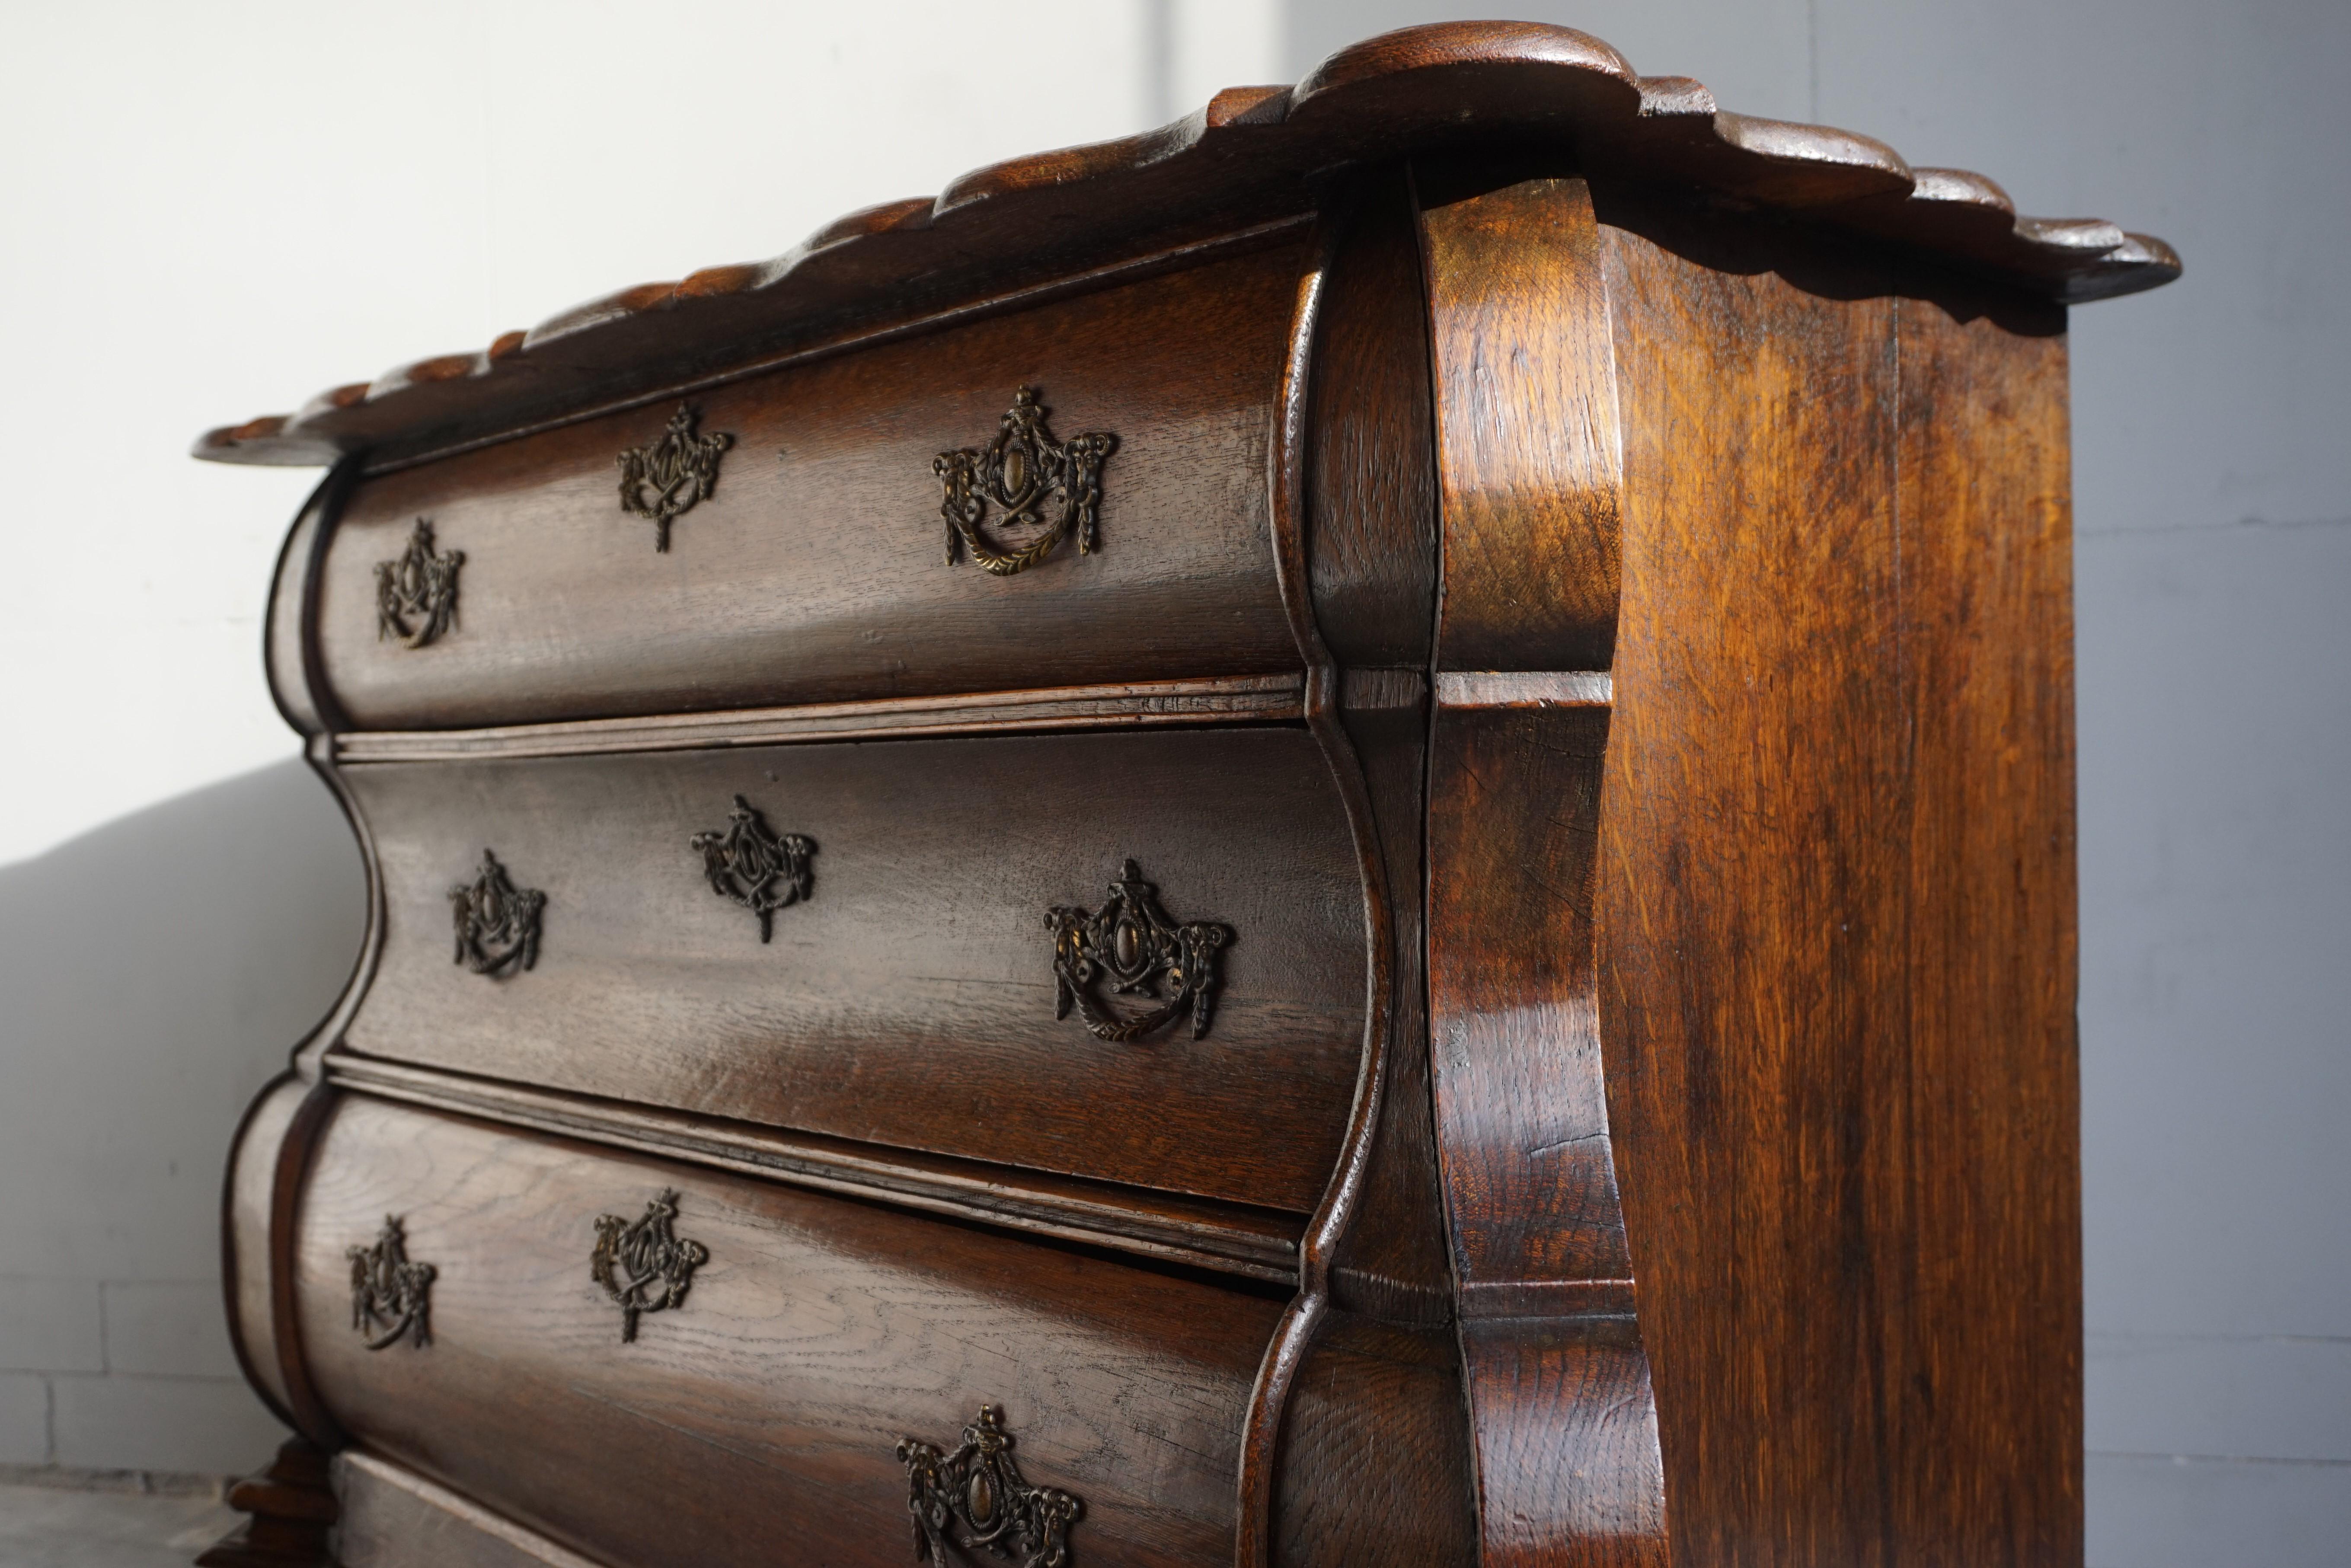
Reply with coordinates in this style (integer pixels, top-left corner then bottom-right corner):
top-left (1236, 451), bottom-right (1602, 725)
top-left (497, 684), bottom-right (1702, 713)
top-left (1417, 164), bottom-right (1669, 1566)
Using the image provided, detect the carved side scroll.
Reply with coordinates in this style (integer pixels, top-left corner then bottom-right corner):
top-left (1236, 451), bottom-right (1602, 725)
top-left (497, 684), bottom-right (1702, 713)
top-left (895, 1405), bottom-right (1082, 1568)
top-left (935, 387), bottom-right (1116, 576)
top-left (1047, 859), bottom-right (1230, 1042)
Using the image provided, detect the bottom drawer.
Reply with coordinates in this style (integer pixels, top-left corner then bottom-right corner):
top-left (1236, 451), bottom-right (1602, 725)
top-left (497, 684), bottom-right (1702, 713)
top-left (297, 1095), bottom-right (1282, 1568)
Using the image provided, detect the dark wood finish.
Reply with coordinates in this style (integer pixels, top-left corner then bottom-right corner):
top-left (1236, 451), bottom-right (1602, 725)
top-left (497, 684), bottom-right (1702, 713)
top-left (1305, 172), bottom-right (1436, 670)
top-left (313, 243), bottom-right (1303, 730)
top-left (1594, 191), bottom-right (2083, 1565)
top-left (195, 1438), bottom-right (337, 1568)
top-left (195, 27), bottom-right (2175, 471)
top-left (208, 26), bottom-right (2163, 1566)
top-left (337, 727), bottom-right (1365, 1213)
top-left (298, 1095), bottom-right (1278, 1568)
top-left (1418, 163), bottom-right (1624, 674)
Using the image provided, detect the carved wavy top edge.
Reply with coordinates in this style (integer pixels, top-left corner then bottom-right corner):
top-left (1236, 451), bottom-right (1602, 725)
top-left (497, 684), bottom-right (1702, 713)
top-left (197, 21), bottom-right (2177, 468)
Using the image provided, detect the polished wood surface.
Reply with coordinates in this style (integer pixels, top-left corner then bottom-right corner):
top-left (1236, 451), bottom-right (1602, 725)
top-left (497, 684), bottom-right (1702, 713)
top-left (299, 1096), bottom-right (1276, 1568)
top-left (204, 24), bottom-right (2167, 1563)
top-left (339, 726), bottom-right (1364, 1213)
top-left (1596, 190), bottom-right (2082, 1565)
top-left (315, 243), bottom-right (1303, 730)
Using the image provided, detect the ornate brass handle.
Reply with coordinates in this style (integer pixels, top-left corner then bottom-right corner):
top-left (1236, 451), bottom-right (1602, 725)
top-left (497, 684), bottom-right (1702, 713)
top-left (374, 518), bottom-right (463, 648)
top-left (690, 795), bottom-right (815, 942)
top-left (896, 1405), bottom-right (1081, 1568)
top-left (345, 1215), bottom-right (435, 1351)
top-left (590, 1189), bottom-right (708, 1344)
top-left (935, 387), bottom-right (1116, 576)
top-left (449, 849), bottom-right (544, 978)
top-left (1047, 859), bottom-right (1231, 1042)
top-left (616, 402), bottom-right (733, 552)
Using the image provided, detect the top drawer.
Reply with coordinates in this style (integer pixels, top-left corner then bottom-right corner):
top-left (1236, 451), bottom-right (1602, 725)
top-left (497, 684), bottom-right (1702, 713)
top-left (315, 243), bottom-right (1305, 731)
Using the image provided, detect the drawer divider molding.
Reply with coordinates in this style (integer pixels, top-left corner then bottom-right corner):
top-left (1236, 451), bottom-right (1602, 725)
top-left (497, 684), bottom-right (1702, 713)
top-left (333, 673), bottom-right (1309, 764)
top-left (323, 1052), bottom-right (1304, 1283)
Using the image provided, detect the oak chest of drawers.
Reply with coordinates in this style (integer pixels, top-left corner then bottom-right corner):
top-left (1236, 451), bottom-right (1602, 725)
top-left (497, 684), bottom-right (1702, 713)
top-left (196, 22), bottom-right (2178, 1568)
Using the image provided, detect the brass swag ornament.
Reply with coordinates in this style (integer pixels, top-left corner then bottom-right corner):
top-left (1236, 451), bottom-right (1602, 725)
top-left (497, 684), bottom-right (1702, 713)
top-left (591, 1188), bottom-right (709, 1344)
top-left (934, 386), bottom-right (1117, 576)
top-left (616, 402), bottom-right (733, 552)
top-left (690, 795), bottom-right (816, 942)
top-left (345, 1215), bottom-right (436, 1351)
top-left (374, 518), bottom-right (463, 648)
top-left (896, 1405), bottom-right (1081, 1568)
top-left (449, 849), bottom-right (545, 978)
top-left (1047, 859), bottom-right (1231, 1043)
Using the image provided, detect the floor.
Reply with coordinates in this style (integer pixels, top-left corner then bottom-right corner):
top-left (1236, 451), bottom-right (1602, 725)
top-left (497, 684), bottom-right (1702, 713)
top-left (0, 1485), bottom-right (235, 1568)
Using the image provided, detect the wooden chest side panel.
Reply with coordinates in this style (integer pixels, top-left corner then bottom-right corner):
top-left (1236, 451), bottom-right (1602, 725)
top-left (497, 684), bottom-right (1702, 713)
top-left (1595, 193), bottom-right (2080, 1567)
top-left (338, 727), bottom-right (1366, 1214)
top-left (317, 243), bottom-right (1304, 731)
top-left (298, 1096), bottom-right (1279, 1568)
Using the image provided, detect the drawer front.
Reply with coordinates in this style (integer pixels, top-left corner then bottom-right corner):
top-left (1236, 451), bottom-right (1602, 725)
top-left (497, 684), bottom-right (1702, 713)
top-left (316, 243), bottom-right (1304, 730)
top-left (339, 726), bottom-right (1366, 1213)
top-left (301, 1096), bottom-right (1277, 1568)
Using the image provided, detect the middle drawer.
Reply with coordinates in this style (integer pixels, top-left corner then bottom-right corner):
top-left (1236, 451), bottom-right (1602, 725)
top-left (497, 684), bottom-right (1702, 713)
top-left (338, 725), bottom-right (1366, 1214)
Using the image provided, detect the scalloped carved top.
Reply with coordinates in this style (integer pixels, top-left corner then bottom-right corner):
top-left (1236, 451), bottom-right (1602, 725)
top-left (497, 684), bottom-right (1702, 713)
top-left (195, 20), bottom-right (2179, 470)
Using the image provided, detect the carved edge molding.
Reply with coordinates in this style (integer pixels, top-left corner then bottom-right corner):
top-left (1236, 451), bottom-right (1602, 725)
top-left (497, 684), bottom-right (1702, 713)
top-left (690, 795), bottom-right (816, 942)
top-left (617, 402), bottom-right (733, 552)
top-left (345, 1214), bottom-right (436, 1350)
top-left (896, 1405), bottom-right (1082, 1568)
top-left (373, 517), bottom-right (463, 648)
top-left (1047, 859), bottom-right (1231, 1042)
top-left (449, 849), bottom-right (545, 978)
top-left (591, 1188), bottom-right (709, 1343)
top-left (935, 387), bottom-right (1117, 576)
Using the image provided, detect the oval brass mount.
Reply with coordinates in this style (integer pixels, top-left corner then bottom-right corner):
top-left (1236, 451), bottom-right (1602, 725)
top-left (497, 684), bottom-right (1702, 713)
top-left (934, 386), bottom-right (1117, 576)
top-left (1047, 859), bottom-right (1231, 1042)
top-left (896, 1405), bottom-right (1081, 1568)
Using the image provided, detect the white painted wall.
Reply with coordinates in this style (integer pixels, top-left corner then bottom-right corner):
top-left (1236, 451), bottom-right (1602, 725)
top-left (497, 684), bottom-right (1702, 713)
top-left (0, 0), bottom-right (1278, 1479)
top-left (3, 4), bottom-right (2341, 1558)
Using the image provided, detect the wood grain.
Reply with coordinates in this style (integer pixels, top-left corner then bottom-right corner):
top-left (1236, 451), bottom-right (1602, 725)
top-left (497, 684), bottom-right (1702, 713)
top-left (316, 243), bottom-right (1304, 730)
top-left (1418, 168), bottom-right (1624, 672)
top-left (327, 1056), bottom-right (1303, 1282)
top-left (339, 727), bottom-right (1365, 1214)
top-left (1594, 195), bottom-right (2082, 1565)
top-left (336, 1450), bottom-right (602, 1568)
top-left (297, 1096), bottom-right (1279, 1568)
top-left (1426, 702), bottom-right (1669, 1568)
top-left (1305, 170), bottom-right (1436, 669)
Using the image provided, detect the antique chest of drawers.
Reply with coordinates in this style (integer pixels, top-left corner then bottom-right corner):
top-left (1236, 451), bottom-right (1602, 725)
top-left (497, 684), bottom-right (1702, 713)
top-left (195, 22), bottom-right (2178, 1568)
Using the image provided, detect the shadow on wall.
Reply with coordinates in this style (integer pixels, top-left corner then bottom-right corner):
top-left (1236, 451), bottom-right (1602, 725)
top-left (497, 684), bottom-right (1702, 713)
top-left (0, 757), bottom-right (363, 1475)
